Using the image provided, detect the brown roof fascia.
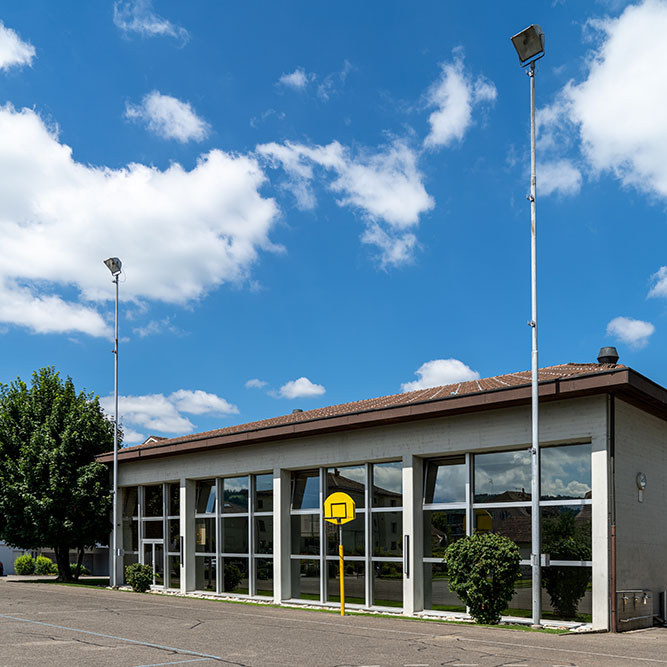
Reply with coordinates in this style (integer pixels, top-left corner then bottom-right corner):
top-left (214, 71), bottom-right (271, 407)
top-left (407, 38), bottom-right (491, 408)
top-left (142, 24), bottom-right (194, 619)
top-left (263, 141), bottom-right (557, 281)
top-left (96, 366), bottom-right (663, 465)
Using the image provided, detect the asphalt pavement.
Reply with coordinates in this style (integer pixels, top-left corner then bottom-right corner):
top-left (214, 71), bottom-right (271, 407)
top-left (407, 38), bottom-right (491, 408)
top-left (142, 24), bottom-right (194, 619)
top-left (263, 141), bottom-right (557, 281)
top-left (2, 577), bottom-right (667, 666)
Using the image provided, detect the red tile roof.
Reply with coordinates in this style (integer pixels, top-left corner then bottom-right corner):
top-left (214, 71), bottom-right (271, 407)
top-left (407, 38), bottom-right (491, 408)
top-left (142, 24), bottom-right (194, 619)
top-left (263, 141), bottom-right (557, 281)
top-left (110, 362), bottom-right (622, 457)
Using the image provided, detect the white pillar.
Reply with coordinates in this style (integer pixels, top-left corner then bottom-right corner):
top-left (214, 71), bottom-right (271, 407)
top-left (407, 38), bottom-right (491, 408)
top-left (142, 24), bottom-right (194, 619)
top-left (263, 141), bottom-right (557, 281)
top-left (181, 478), bottom-right (196, 593)
top-left (592, 435), bottom-right (610, 630)
top-left (402, 455), bottom-right (423, 615)
top-left (273, 467), bottom-right (291, 602)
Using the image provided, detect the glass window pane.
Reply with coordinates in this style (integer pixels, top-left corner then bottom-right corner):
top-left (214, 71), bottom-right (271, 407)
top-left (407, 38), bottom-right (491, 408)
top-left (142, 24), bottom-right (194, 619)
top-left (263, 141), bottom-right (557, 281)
top-left (475, 507), bottom-right (531, 559)
top-left (372, 512), bottom-right (402, 557)
top-left (291, 559), bottom-right (320, 601)
top-left (474, 451), bottom-right (531, 502)
top-left (154, 544), bottom-right (164, 586)
top-left (143, 520), bottom-right (163, 540)
top-left (144, 485), bottom-right (163, 517)
top-left (195, 556), bottom-right (216, 592)
top-left (541, 505), bottom-right (592, 559)
top-left (327, 560), bottom-right (365, 604)
top-left (541, 444), bottom-right (592, 500)
top-left (123, 552), bottom-right (138, 575)
top-left (222, 557), bottom-right (249, 594)
top-left (168, 519), bottom-right (180, 552)
top-left (542, 566), bottom-right (592, 622)
top-left (291, 470), bottom-right (320, 510)
top-left (423, 509), bottom-right (465, 559)
top-left (222, 476), bottom-right (249, 513)
top-left (254, 516), bottom-right (273, 554)
top-left (372, 462), bottom-right (402, 507)
top-left (255, 474), bottom-right (273, 512)
top-left (423, 562), bottom-right (466, 613)
top-left (424, 457), bottom-right (466, 504)
top-left (222, 516), bottom-right (249, 554)
top-left (168, 483), bottom-right (180, 516)
top-left (168, 556), bottom-right (180, 589)
top-left (195, 517), bottom-right (216, 553)
top-left (123, 487), bottom-right (138, 518)
top-left (255, 558), bottom-right (273, 597)
top-left (373, 561), bottom-right (402, 608)
top-left (290, 514), bottom-right (320, 555)
top-left (123, 518), bottom-right (138, 552)
top-left (325, 513), bottom-right (365, 556)
top-left (501, 565), bottom-right (533, 618)
top-left (195, 479), bottom-right (216, 514)
top-left (327, 465), bottom-right (365, 507)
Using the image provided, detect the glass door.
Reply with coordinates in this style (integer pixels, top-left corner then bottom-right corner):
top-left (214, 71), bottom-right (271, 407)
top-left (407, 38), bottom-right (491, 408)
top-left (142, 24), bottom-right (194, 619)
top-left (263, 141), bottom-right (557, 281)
top-left (143, 541), bottom-right (164, 587)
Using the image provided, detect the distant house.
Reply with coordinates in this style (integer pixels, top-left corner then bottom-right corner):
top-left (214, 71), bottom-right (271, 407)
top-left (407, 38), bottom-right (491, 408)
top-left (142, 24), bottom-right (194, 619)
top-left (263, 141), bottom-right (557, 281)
top-left (99, 350), bottom-right (667, 631)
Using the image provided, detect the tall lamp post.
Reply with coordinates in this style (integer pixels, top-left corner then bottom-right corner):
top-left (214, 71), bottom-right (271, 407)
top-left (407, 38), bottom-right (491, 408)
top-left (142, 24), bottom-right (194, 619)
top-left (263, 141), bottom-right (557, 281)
top-left (511, 24), bottom-right (545, 627)
top-left (104, 256), bottom-right (122, 589)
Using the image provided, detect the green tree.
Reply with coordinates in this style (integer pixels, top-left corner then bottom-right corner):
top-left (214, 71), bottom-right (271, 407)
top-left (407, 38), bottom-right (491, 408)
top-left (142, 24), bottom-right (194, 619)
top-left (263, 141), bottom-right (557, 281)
top-left (445, 531), bottom-right (521, 624)
top-left (0, 367), bottom-right (115, 581)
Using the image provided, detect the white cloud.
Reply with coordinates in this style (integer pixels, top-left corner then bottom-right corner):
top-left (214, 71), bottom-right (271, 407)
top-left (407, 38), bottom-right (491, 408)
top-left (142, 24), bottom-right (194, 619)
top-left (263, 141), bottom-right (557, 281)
top-left (169, 389), bottom-right (238, 415)
top-left (122, 427), bottom-right (146, 445)
top-left (257, 139), bottom-right (433, 266)
top-left (538, 159), bottom-right (583, 197)
top-left (317, 60), bottom-right (352, 101)
top-left (401, 358), bottom-right (480, 392)
top-left (245, 378), bottom-right (268, 389)
top-left (606, 316), bottom-right (655, 348)
top-left (649, 266), bottom-right (667, 298)
top-left (276, 377), bottom-right (326, 399)
top-left (132, 317), bottom-right (181, 338)
top-left (113, 0), bottom-right (189, 43)
top-left (278, 67), bottom-right (313, 90)
top-left (125, 91), bottom-right (209, 143)
top-left (0, 104), bottom-right (279, 336)
top-left (0, 22), bottom-right (35, 71)
top-left (540, 1), bottom-right (667, 200)
top-left (423, 53), bottom-right (496, 150)
top-left (101, 388), bottom-right (238, 439)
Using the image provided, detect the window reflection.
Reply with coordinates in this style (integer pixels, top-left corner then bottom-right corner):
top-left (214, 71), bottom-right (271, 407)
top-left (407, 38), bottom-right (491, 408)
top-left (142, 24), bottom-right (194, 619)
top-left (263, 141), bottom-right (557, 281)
top-left (541, 505), bottom-right (592, 557)
top-left (291, 559), bottom-right (320, 601)
top-left (123, 487), bottom-right (138, 517)
top-left (144, 485), bottom-right (163, 517)
top-left (168, 483), bottom-right (180, 515)
top-left (326, 514), bottom-right (365, 556)
top-left (327, 560), bottom-right (365, 604)
top-left (373, 562), bottom-right (403, 607)
top-left (541, 444), bottom-right (592, 500)
top-left (195, 480), bottom-right (216, 514)
top-left (424, 509), bottom-right (465, 559)
top-left (474, 450), bottom-right (531, 502)
top-left (372, 512), bottom-right (402, 557)
top-left (475, 507), bottom-right (531, 559)
top-left (222, 476), bottom-right (249, 513)
top-left (327, 466), bottom-right (365, 506)
top-left (372, 462), bottom-right (402, 507)
top-left (423, 562), bottom-right (466, 612)
top-left (292, 470), bottom-right (320, 510)
top-left (290, 514), bottom-right (320, 555)
top-left (255, 474), bottom-right (273, 512)
top-left (424, 456), bottom-right (466, 504)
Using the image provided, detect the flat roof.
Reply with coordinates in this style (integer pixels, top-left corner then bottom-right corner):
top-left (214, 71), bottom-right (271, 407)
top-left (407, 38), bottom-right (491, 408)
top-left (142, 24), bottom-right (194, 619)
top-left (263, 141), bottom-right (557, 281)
top-left (98, 362), bottom-right (667, 464)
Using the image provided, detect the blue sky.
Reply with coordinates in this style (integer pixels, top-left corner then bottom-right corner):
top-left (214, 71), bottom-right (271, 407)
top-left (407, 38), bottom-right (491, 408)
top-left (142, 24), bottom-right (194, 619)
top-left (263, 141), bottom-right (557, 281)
top-left (0, 0), bottom-right (665, 445)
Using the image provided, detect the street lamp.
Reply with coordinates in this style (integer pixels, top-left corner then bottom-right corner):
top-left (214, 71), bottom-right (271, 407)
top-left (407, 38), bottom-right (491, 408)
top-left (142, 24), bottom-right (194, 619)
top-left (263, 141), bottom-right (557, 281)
top-left (104, 256), bottom-right (122, 589)
top-left (511, 24), bottom-right (545, 627)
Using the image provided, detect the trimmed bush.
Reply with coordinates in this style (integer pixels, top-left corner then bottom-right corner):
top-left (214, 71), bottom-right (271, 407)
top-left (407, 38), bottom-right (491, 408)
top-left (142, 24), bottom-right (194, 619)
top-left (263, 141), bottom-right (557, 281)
top-left (35, 556), bottom-right (57, 575)
top-left (14, 554), bottom-right (35, 575)
top-left (223, 563), bottom-right (242, 592)
top-left (125, 563), bottom-right (153, 593)
top-left (68, 563), bottom-right (90, 576)
top-left (445, 532), bottom-right (521, 624)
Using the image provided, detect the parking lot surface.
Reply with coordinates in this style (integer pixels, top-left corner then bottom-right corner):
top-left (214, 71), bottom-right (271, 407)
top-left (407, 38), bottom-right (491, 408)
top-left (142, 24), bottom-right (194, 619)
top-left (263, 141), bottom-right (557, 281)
top-left (3, 579), bottom-right (667, 666)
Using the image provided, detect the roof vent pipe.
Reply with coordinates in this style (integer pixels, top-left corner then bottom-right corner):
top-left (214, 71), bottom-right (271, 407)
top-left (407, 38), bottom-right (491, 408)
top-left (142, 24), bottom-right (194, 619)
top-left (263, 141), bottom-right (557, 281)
top-left (597, 346), bottom-right (619, 365)
top-left (292, 408), bottom-right (303, 414)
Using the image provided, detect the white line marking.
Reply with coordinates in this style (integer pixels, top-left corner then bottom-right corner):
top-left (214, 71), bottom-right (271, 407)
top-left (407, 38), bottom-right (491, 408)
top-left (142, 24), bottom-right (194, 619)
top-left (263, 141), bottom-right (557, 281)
top-left (0, 614), bottom-right (230, 663)
top-left (459, 636), bottom-right (667, 664)
top-left (135, 659), bottom-right (216, 667)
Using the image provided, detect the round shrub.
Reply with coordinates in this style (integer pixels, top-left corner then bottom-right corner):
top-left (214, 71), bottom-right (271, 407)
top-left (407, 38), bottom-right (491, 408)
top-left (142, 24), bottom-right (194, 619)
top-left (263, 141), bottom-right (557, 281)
top-left (14, 554), bottom-right (35, 575)
top-left (125, 562), bottom-right (153, 593)
top-left (35, 556), bottom-right (57, 575)
top-left (445, 532), bottom-right (521, 624)
top-left (68, 563), bottom-right (90, 576)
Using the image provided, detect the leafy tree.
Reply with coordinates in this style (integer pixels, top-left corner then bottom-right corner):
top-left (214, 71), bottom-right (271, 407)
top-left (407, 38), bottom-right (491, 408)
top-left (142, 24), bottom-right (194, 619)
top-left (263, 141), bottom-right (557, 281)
top-left (125, 563), bottom-right (153, 592)
top-left (0, 367), bottom-right (115, 581)
top-left (445, 532), bottom-right (521, 624)
top-left (542, 510), bottom-right (592, 619)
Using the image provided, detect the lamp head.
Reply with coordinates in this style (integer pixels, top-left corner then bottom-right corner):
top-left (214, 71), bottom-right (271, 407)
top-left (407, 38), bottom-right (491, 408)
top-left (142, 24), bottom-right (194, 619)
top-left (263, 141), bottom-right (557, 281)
top-left (104, 257), bottom-right (122, 276)
top-left (511, 24), bottom-right (545, 66)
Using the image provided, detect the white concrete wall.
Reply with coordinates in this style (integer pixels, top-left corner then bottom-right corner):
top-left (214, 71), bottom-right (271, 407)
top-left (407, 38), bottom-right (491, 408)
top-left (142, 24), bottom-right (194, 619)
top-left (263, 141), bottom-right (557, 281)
top-left (117, 394), bottom-right (610, 623)
top-left (614, 399), bottom-right (667, 617)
